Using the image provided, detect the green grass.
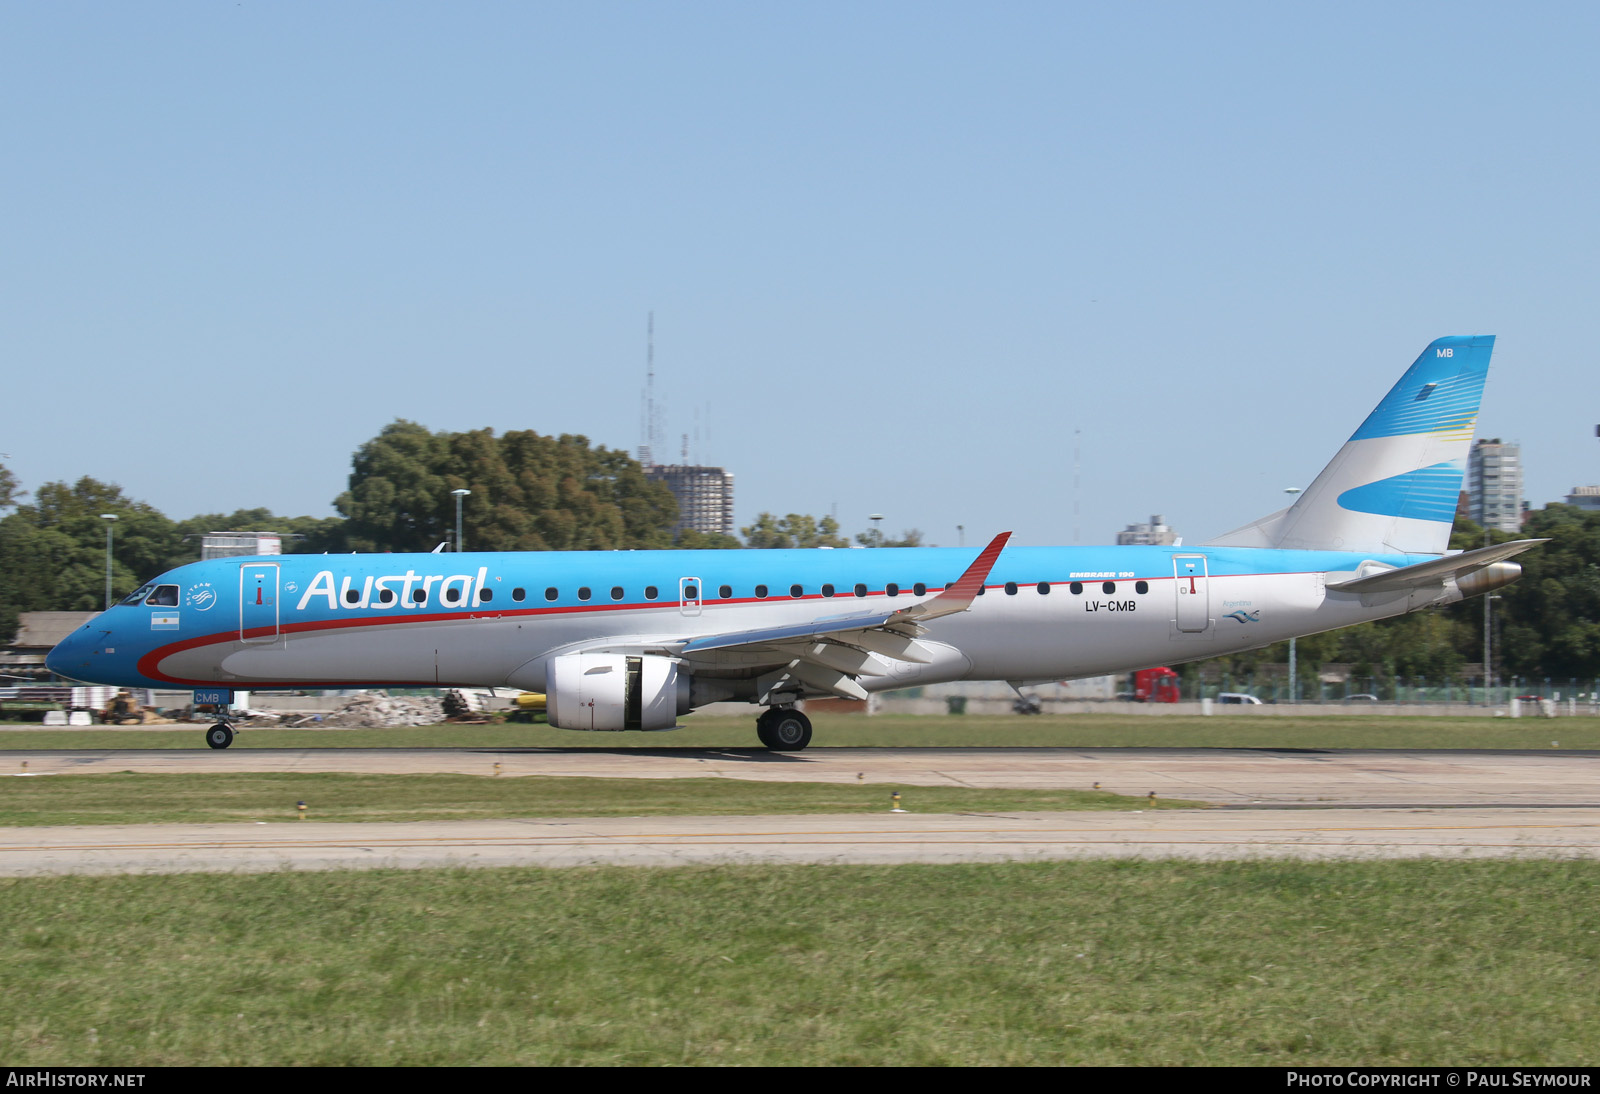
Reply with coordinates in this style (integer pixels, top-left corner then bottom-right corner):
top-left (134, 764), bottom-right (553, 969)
top-left (0, 772), bottom-right (1200, 826)
top-left (0, 712), bottom-right (1594, 750)
top-left (3, 860), bottom-right (1596, 1065)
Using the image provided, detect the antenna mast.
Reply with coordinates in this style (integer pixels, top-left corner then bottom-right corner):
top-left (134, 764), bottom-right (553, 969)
top-left (1073, 428), bottom-right (1081, 545)
top-left (638, 312), bottom-right (663, 467)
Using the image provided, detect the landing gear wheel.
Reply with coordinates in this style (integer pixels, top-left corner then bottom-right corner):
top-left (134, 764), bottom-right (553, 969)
top-left (756, 708), bottom-right (812, 751)
top-left (206, 723), bottom-right (235, 750)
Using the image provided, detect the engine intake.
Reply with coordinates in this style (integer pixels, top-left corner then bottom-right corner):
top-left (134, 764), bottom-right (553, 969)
top-left (545, 652), bottom-right (689, 732)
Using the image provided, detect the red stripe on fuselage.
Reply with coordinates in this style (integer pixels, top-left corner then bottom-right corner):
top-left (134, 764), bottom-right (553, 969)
top-left (135, 569), bottom-right (1298, 688)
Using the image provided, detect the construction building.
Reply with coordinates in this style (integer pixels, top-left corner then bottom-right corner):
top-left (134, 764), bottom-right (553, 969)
top-left (2, 612), bottom-right (98, 683)
top-left (1116, 514), bottom-right (1178, 546)
top-left (199, 532), bottom-right (282, 559)
top-left (647, 464), bottom-right (736, 538)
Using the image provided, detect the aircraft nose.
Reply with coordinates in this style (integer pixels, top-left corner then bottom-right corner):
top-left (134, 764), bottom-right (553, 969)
top-left (46, 626), bottom-right (96, 679)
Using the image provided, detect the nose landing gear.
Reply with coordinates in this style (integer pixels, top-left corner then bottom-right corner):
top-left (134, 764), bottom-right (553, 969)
top-left (756, 707), bottom-right (812, 751)
top-left (205, 723), bottom-right (235, 750)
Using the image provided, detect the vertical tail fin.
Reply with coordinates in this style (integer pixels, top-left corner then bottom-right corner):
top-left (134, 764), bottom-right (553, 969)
top-left (1208, 335), bottom-right (1494, 556)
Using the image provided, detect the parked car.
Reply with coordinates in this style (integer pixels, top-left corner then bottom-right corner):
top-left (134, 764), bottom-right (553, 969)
top-left (1346, 693), bottom-right (1379, 702)
top-left (1216, 693), bottom-right (1263, 705)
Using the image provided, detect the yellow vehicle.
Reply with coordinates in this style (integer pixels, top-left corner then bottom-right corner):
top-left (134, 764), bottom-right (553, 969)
top-left (510, 691), bottom-right (547, 723)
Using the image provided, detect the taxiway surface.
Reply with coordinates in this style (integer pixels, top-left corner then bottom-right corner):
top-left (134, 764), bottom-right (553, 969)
top-left (2, 808), bottom-right (1598, 875)
top-left (7, 745), bottom-right (1598, 807)
top-left (8, 747), bottom-right (1598, 874)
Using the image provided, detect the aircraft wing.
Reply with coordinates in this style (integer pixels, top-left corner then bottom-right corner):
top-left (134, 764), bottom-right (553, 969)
top-left (1325, 538), bottom-right (1546, 594)
top-left (674, 532), bottom-right (1012, 701)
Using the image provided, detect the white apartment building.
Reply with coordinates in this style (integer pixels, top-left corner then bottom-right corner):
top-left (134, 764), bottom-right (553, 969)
top-left (1468, 439), bottom-right (1524, 533)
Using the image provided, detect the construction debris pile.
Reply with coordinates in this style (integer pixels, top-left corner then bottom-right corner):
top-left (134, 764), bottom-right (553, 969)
top-left (292, 691), bottom-right (447, 728)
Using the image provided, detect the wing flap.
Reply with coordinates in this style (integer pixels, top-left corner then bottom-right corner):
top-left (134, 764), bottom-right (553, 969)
top-left (676, 531), bottom-right (1012, 702)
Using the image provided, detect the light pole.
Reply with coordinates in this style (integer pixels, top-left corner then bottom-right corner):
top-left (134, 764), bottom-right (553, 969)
top-left (869, 513), bottom-right (883, 547)
top-left (1482, 525), bottom-right (1496, 706)
top-left (1485, 593), bottom-right (1501, 705)
top-left (957, 524), bottom-right (965, 548)
top-left (1284, 488), bottom-right (1302, 703)
top-left (100, 514), bottom-right (117, 610)
top-left (451, 489), bottom-right (471, 553)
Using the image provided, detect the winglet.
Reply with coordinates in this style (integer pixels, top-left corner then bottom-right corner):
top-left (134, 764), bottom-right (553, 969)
top-left (900, 531), bottom-right (1011, 622)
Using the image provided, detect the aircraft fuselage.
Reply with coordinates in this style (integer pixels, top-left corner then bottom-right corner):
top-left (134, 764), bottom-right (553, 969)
top-left (48, 542), bottom-right (1455, 697)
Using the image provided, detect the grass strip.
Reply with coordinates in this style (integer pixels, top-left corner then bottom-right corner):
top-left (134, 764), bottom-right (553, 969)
top-left (0, 772), bottom-right (1202, 826)
top-left (2, 859), bottom-right (1597, 1065)
top-left (0, 713), bottom-right (1595, 750)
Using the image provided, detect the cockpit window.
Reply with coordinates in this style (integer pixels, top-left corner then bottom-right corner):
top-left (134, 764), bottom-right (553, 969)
top-left (121, 584), bottom-right (156, 606)
top-left (145, 585), bottom-right (180, 607)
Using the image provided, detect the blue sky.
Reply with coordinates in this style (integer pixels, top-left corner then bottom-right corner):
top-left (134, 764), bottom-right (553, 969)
top-left (4, 2), bottom-right (1596, 547)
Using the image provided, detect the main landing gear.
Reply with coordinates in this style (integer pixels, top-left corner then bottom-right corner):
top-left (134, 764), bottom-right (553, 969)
top-left (756, 707), bottom-right (812, 752)
top-left (206, 723), bottom-right (235, 750)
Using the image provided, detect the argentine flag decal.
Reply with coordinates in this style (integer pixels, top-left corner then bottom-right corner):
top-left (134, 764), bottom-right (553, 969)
top-left (151, 612), bottom-right (179, 630)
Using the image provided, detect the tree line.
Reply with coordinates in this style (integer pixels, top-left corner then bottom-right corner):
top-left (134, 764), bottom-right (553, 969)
top-left (0, 420), bottom-right (923, 638)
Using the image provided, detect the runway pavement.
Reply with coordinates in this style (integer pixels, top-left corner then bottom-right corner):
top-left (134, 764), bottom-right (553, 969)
top-left (7, 747), bottom-right (1599, 874)
top-left (2, 808), bottom-right (1598, 875)
top-left (6, 745), bottom-right (1599, 807)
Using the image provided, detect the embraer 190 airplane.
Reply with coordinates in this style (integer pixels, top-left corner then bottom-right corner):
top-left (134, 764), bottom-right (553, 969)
top-left (49, 336), bottom-right (1542, 750)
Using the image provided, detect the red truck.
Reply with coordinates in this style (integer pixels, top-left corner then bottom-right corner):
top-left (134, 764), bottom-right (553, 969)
top-left (1132, 667), bottom-right (1181, 703)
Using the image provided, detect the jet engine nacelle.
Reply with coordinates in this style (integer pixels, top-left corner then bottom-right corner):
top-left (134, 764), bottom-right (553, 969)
top-left (545, 652), bottom-right (690, 732)
top-left (1455, 561), bottom-right (1522, 599)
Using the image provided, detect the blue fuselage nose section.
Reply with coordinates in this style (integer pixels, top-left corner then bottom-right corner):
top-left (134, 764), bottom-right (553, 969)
top-left (45, 613), bottom-right (149, 687)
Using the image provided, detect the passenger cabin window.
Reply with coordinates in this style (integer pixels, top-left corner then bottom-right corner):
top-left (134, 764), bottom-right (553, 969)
top-left (1135, 580), bottom-right (1148, 594)
top-left (443, 587), bottom-right (460, 605)
top-left (754, 584), bottom-right (768, 599)
top-left (887, 583), bottom-right (900, 597)
top-left (378, 589), bottom-right (396, 604)
top-left (854, 583), bottom-right (867, 598)
top-left (822, 584), bottom-right (835, 597)
top-left (545, 588), bottom-right (559, 602)
top-left (718, 585), bottom-right (732, 599)
top-left (1102, 581), bottom-right (1116, 595)
top-left (683, 585), bottom-right (698, 600)
top-left (1004, 582), bottom-right (1017, 596)
top-left (645, 586), bottom-right (659, 600)
top-left (479, 588), bottom-right (493, 602)
top-left (914, 583), bottom-right (927, 596)
top-left (345, 589), bottom-right (361, 605)
top-left (512, 588), bottom-right (526, 602)
top-left (412, 588), bottom-right (427, 604)
top-left (578, 587), bottom-right (592, 601)
top-left (145, 585), bottom-right (180, 607)
top-left (1069, 582), bottom-right (1082, 595)
top-left (1037, 581), bottom-right (1050, 595)
top-left (789, 584), bottom-right (803, 598)
top-left (611, 587), bottom-right (625, 601)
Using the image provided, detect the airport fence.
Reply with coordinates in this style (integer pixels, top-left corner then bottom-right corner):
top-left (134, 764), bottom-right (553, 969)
top-left (1191, 676), bottom-right (1600, 710)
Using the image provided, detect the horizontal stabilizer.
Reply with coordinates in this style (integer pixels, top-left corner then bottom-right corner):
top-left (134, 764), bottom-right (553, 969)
top-left (1326, 539), bottom-right (1546, 594)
